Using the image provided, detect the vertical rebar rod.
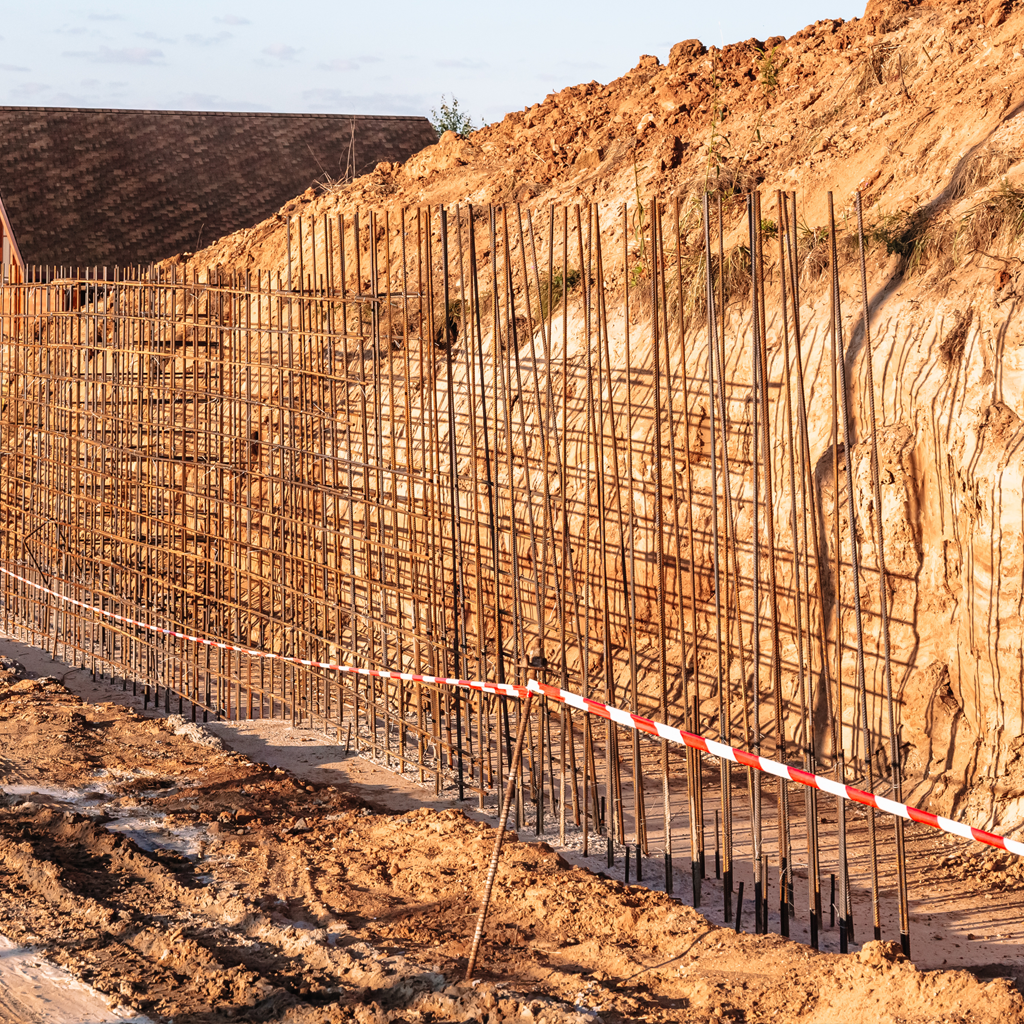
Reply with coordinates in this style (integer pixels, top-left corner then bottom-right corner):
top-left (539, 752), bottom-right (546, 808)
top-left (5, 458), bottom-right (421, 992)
top-left (649, 200), bottom-right (673, 893)
top-left (748, 195), bottom-right (764, 933)
top-left (828, 194), bottom-right (853, 951)
top-left (701, 194), bottom-right (727, 916)
top-left (623, 204), bottom-right (646, 853)
top-left (781, 192), bottom-right (822, 949)
top-left (466, 693), bottom-right (534, 980)
top-left (856, 191), bottom-right (911, 957)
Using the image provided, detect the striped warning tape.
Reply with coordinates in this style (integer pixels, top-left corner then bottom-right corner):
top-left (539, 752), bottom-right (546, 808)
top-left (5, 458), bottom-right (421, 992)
top-left (2, 561), bottom-right (1022, 857)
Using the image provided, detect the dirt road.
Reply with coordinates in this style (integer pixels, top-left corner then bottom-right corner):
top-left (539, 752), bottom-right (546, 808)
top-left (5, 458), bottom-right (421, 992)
top-left (1, 654), bottom-right (1022, 1022)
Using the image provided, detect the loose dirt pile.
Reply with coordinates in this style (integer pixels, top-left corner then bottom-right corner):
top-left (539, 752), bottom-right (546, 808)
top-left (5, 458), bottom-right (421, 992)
top-left (161, 0), bottom-right (1024, 827)
top-left (188, 0), bottom-right (1023, 261)
top-left (1, 664), bottom-right (1022, 1023)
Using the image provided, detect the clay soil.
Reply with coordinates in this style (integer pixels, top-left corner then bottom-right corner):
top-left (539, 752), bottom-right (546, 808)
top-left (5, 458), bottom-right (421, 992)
top-left (166, 0), bottom-right (1024, 830)
top-left (2, 658), bottom-right (1023, 1024)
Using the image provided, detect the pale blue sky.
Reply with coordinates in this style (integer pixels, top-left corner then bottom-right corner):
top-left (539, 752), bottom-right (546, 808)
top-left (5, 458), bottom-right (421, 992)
top-left (0, 1), bottom-right (865, 124)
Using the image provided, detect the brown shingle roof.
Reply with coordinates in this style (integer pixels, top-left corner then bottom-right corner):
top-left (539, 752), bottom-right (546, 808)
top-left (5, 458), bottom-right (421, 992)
top-left (0, 106), bottom-right (437, 268)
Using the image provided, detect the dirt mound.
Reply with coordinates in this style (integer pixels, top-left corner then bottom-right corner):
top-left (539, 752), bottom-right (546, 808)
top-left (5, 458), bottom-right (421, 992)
top-left (181, 0), bottom-right (1023, 267)
top-left (2, 667), bottom-right (1022, 1022)
top-left (156, 0), bottom-right (1024, 827)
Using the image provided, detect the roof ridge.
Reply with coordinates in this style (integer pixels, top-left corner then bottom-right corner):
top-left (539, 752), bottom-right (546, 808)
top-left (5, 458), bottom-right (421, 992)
top-left (0, 106), bottom-right (430, 120)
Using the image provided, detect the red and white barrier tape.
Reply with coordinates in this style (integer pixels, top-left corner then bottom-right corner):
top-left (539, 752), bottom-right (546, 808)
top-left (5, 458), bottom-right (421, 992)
top-left (3, 562), bottom-right (1022, 857)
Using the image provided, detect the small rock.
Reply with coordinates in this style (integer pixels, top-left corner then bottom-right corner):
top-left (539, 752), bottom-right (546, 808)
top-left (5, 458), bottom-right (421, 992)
top-left (986, 0), bottom-right (1007, 28)
top-left (669, 38), bottom-right (707, 63)
top-left (636, 113), bottom-right (656, 135)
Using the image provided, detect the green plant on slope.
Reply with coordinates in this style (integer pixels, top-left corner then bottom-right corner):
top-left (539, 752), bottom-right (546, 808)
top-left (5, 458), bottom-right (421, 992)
top-left (749, 41), bottom-right (782, 148)
top-left (866, 209), bottom-right (932, 274)
top-left (703, 47), bottom-right (731, 193)
top-left (538, 268), bottom-right (582, 320)
top-left (430, 95), bottom-right (476, 138)
top-left (630, 152), bottom-right (651, 287)
top-left (674, 240), bottom-right (752, 325)
top-left (865, 179), bottom-right (1024, 278)
top-left (757, 42), bottom-right (781, 101)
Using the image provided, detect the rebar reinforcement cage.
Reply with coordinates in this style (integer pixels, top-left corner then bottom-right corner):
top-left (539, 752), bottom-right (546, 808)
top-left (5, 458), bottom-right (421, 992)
top-left (0, 195), bottom-right (914, 951)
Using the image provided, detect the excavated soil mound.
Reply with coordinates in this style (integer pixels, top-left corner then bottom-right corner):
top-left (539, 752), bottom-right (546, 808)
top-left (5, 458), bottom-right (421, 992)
top-left (164, 0), bottom-right (1024, 827)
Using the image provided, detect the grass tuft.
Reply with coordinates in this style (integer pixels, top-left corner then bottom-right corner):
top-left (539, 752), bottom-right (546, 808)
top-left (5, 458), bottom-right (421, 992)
top-left (674, 242), bottom-right (753, 324)
top-left (538, 268), bottom-right (582, 320)
top-left (866, 178), bottom-right (1024, 278)
top-left (798, 223), bottom-right (831, 281)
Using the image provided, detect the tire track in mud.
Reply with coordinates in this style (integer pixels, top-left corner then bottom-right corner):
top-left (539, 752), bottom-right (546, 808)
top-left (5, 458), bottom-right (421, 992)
top-left (2, 670), bottom-right (1022, 1024)
top-left (0, 802), bottom-right (602, 1023)
top-left (0, 808), bottom-right (305, 1015)
top-left (0, 677), bottom-right (599, 1022)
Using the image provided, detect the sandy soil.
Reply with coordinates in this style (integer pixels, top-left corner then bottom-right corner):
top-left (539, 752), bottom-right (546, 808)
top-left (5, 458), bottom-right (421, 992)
top-left (171, 0), bottom-right (1024, 833)
top-left (0, 934), bottom-right (153, 1023)
top-left (1, 638), bottom-right (1022, 1024)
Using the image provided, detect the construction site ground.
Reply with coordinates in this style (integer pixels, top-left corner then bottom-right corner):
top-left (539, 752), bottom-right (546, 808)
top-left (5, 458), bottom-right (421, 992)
top-left (1, 635), bottom-right (1022, 1024)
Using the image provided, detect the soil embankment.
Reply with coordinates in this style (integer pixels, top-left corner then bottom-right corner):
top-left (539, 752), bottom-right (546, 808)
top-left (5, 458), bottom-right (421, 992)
top-left (163, 0), bottom-right (1024, 825)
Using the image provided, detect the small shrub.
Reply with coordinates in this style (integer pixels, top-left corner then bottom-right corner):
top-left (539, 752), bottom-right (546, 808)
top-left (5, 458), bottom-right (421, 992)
top-left (866, 209), bottom-right (933, 274)
top-left (948, 148), bottom-right (1014, 202)
top-left (798, 223), bottom-right (831, 280)
top-left (868, 180), bottom-right (1024, 278)
top-left (856, 43), bottom-right (901, 93)
top-left (430, 95), bottom-right (476, 139)
top-left (954, 179), bottom-right (1024, 261)
top-left (975, 179), bottom-right (1024, 241)
top-left (683, 162), bottom-right (763, 201)
top-left (675, 242), bottom-right (752, 324)
top-left (433, 299), bottom-right (462, 349)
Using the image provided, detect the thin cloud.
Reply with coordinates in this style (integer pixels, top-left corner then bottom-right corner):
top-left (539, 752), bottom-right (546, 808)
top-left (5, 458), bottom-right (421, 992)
top-left (0, 63), bottom-right (30, 72)
top-left (11, 82), bottom-right (50, 98)
top-left (318, 58), bottom-right (360, 72)
top-left (10, 78), bottom-right (131, 106)
top-left (436, 58), bottom-right (487, 70)
top-left (63, 46), bottom-right (165, 65)
top-left (185, 32), bottom-right (232, 46)
top-left (138, 31), bottom-right (176, 43)
top-left (215, 15), bottom-right (250, 25)
top-left (316, 55), bottom-right (384, 74)
top-left (261, 44), bottom-right (300, 62)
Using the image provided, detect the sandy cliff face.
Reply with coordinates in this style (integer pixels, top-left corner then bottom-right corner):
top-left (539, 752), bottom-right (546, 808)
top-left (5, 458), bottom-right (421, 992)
top-left (171, 0), bottom-right (1024, 824)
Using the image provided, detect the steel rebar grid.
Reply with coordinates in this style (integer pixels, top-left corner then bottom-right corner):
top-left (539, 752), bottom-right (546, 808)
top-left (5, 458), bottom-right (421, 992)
top-left (0, 197), bottom-right (912, 958)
